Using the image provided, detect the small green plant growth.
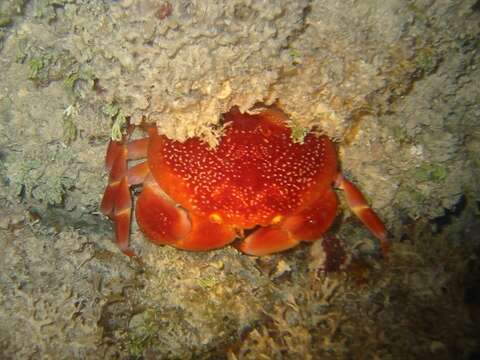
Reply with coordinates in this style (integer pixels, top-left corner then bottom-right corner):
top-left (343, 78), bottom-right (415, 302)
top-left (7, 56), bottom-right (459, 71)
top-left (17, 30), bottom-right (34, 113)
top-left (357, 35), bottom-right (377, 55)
top-left (390, 125), bottom-right (411, 143)
top-left (25, 49), bottom-right (76, 86)
top-left (19, 42), bottom-right (92, 92)
top-left (288, 119), bottom-right (309, 144)
top-left (28, 57), bottom-right (44, 79)
top-left (0, 15), bottom-right (12, 27)
top-left (127, 306), bottom-right (206, 359)
top-left (407, 3), bottom-right (429, 23)
top-left (33, 0), bottom-right (70, 23)
top-left (5, 146), bottom-right (77, 206)
top-left (63, 72), bottom-right (80, 90)
top-left (128, 309), bottom-right (160, 359)
top-left (103, 103), bottom-right (121, 118)
top-left (198, 276), bottom-right (219, 290)
top-left (288, 48), bottom-right (302, 65)
top-left (104, 103), bottom-right (127, 141)
top-left (62, 105), bottom-right (77, 144)
top-left (395, 185), bottom-right (426, 206)
top-left (63, 68), bottom-right (94, 93)
top-left (413, 162), bottom-right (447, 183)
top-left (415, 47), bottom-right (441, 75)
top-left (0, 0), bottom-right (27, 27)
top-left (14, 37), bottom-right (28, 62)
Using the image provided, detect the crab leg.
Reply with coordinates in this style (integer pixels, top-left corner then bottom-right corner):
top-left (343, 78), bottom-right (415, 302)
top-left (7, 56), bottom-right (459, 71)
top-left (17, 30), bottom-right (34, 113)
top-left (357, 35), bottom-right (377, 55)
top-left (127, 162), bottom-right (150, 186)
top-left (100, 141), bottom-right (127, 218)
top-left (127, 138), bottom-right (150, 160)
top-left (335, 174), bottom-right (389, 255)
top-left (100, 138), bottom-right (149, 256)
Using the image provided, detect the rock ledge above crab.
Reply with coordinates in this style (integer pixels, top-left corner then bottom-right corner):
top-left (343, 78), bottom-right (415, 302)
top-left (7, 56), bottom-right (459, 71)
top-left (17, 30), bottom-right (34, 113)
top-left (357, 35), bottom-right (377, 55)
top-left (101, 105), bottom-right (388, 258)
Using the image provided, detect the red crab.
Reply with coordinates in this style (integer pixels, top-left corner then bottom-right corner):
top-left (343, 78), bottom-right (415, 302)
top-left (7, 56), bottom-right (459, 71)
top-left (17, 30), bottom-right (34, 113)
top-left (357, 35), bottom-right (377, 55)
top-left (101, 105), bottom-right (388, 257)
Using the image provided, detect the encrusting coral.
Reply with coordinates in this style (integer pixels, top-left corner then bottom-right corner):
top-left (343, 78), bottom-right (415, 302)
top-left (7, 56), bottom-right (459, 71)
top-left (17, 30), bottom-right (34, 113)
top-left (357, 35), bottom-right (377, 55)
top-left (0, 0), bottom-right (478, 358)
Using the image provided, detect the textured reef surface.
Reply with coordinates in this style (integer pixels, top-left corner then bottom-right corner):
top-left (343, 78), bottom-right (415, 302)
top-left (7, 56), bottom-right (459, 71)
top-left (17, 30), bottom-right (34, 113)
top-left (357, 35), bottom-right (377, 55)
top-left (0, 0), bottom-right (479, 358)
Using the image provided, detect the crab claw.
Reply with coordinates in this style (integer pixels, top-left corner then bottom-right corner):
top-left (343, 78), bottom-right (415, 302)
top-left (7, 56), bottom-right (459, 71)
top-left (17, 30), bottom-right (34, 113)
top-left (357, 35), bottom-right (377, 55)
top-left (236, 226), bottom-right (299, 256)
top-left (236, 188), bottom-right (339, 256)
top-left (135, 175), bottom-right (191, 245)
top-left (236, 175), bottom-right (389, 258)
top-left (136, 176), bottom-right (237, 251)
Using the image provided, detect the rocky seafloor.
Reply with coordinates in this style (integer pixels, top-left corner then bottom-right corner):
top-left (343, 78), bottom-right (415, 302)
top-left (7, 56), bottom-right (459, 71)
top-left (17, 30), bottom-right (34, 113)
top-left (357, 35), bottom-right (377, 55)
top-left (0, 0), bottom-right (479, 359)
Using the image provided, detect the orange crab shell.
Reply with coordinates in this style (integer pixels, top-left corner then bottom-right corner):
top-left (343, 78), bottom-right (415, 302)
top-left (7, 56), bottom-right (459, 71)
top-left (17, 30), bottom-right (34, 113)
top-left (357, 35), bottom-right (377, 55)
top-left (101, 105), bottom-right (388, 257)
top-left (148, 107), bottom-right (337, 228)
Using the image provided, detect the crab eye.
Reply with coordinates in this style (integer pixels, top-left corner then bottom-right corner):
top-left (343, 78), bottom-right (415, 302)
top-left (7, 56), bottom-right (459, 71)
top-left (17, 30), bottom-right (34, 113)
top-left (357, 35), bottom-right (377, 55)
top-left (209, 213), bottom-right (223, 224)
top-left (271, 215), bottom-right (283, 224)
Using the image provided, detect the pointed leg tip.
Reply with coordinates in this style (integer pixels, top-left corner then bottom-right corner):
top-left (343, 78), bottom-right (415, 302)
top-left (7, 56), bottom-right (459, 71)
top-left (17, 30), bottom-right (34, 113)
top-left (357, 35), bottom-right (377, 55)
top-left (234, 240), bottom-right (269, 257)
top-left (122, 247), bottom-right (136, 257)
top-left (233, 241), bottom-right (249, 255)
top-left (234, 239), bottom-right (259, 256)
top-left (380, 238), bottom-right (391, 259)
top-left (119, 245), bottom-right (145, 265)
